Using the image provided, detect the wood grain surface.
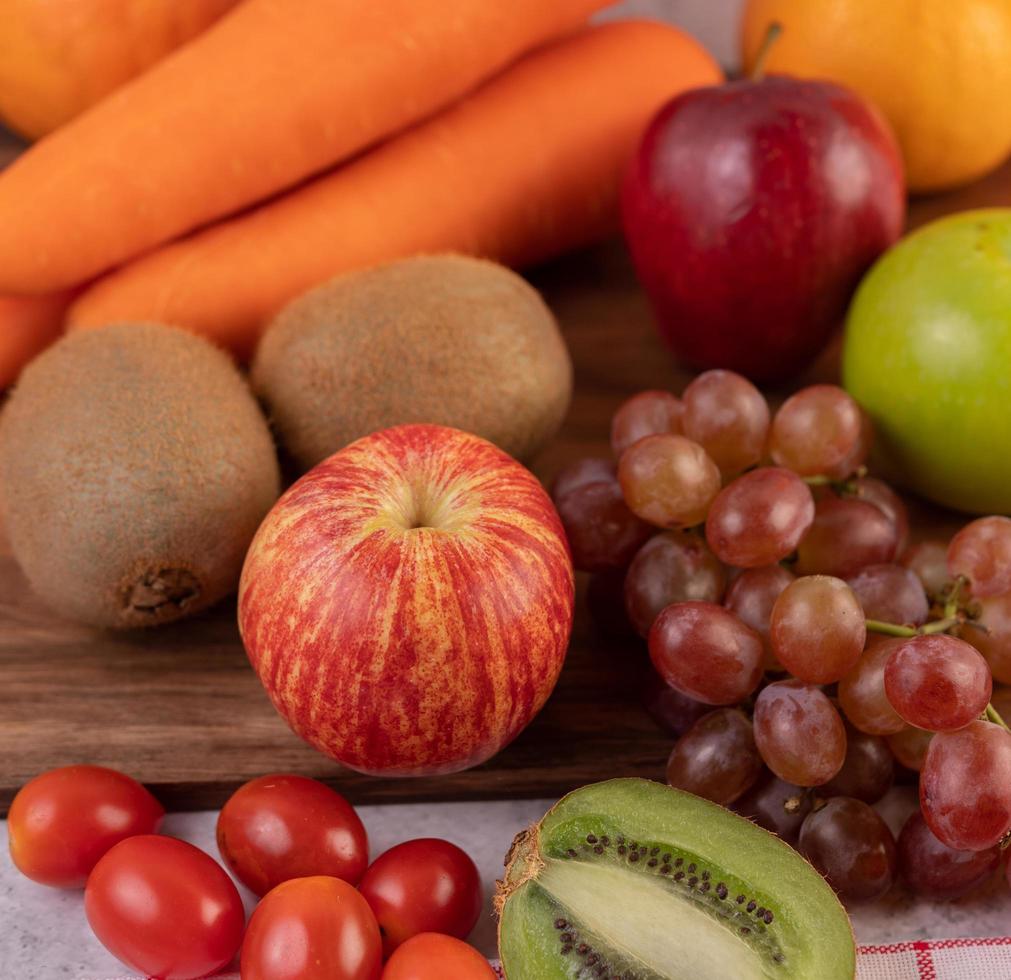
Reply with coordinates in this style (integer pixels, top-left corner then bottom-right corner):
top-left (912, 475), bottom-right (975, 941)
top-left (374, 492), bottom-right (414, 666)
top-left (0, 135), bottom-right (1007, 814)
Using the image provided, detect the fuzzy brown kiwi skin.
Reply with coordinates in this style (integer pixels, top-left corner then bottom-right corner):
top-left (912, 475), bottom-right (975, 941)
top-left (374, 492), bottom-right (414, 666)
top-left (252, 253), bottom-right (573, 471)
top-left (0, 322), bottom-right (280, 629)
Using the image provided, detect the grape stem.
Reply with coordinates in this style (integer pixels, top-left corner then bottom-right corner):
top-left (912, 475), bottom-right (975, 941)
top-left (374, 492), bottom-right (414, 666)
top-left (864, 616), bottom-right (961, 638)
top-left (986, 703), bottom-right (1011, 732)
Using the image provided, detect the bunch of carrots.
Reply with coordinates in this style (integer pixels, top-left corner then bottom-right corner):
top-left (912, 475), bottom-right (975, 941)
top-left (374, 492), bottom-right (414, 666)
top-left (0, 0), bottom-right (721, 382)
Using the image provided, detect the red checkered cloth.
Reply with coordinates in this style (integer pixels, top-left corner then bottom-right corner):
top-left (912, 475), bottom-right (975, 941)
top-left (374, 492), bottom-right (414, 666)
top-left (855, 939), bottom-right (1011, 979)
top-left (97, 941), bottom-right (1011, 979)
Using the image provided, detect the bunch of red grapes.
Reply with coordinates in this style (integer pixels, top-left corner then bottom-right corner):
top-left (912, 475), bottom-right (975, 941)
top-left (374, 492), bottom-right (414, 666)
top-left (552, 371), bottom-right (1011, 905)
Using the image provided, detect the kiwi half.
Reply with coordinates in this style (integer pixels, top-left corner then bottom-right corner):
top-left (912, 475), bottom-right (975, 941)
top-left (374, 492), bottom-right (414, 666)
top-left (496, 779), bottom-right (854, 979)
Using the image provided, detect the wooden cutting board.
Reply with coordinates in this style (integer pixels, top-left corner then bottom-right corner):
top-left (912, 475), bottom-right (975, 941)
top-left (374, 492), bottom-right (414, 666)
top-left (1, 145), bottom-right (1007, 815)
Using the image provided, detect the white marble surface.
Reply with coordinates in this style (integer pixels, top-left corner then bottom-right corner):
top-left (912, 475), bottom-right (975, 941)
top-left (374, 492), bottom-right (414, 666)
top-left (4, 790), bottom-right (1011, 980)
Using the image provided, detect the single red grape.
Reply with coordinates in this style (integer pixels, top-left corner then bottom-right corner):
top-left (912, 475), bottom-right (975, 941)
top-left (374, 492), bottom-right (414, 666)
top-left (552, 457), bottom-right (617, 500)
top-left (961, 593), bottom-right (1011, 685)
top-left (838, 638), bottom-right (907, 736)
top-left (724, 564), bottom-right (795, 670)
top-left (641, 669), bottom-right (712, 736)
top-left (853, 477), bottom-right (909, 554)
top-left (920, 720), bottom-right (1011, 851)
top-left (753, 680), bottom-right (847, 786)
top-left (618, 434), bottom-right (721, 529)
top-left (846, 563), bottom-right (929, 626)
top-left (705, 467), bottom-right (815, 568)
top-left (768, 385), bottom-right (869, 479)
top-left (682, 369), bottom-right (769, 477)
top-left (611, 390), bottom-right (684, 457)
top-left (665, 708), bottom-right (763, 805)
top-left (796, 494), bottom-right (899, 578)
top-left (897, 810), bottom-right (1000, 899)
top-left (798, 797), bottom-right (896, 902)
top-left (820, 723), bottom-right (894, 804)
top-left (901, 539), bottom-right (950, 598)
top-left (948, 516), bottom-right (1011, 597)
top-left (624, 531), bottom-right (726, 636)
top-left (888, 726), bottom-right (934, 773)
top-left (553, 461), bottom-right (653, 572)
top-left (769, 575), bottom-right (865, 683)
top-left (883, 634), bottom-right (992, 733)
top-left (734, 773), bottom-right (811, 845)
top-left (648, 601), bottom-right (763, 706)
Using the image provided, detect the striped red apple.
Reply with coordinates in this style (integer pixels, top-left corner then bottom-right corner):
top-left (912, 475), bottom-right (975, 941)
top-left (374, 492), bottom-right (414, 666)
top-left (238, 424), bottom-right (574, 776)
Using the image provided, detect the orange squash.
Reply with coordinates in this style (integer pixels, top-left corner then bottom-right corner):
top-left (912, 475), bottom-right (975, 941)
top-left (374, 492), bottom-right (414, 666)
top-left (0, 0), bottom-right (241, 140)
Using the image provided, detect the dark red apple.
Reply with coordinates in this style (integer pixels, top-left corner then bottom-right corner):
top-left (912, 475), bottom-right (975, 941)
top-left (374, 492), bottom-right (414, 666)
top-left (622, 73), bottom-right (905, 382)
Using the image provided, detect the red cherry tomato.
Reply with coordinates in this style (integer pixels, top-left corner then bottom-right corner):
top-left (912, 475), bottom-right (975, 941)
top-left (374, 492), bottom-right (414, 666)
top-left (382, 933), bottom-right (495, 980)
top-left (359, 838), bottom-right (482, 956)
top-left (8, 764), bottom-right (163, 887)
top-left (217, 773), bottom-right (369, 895)
top-left (241, 875), bottom-right (382, 980)
top-left (85, 835), bottom-right (245, 980)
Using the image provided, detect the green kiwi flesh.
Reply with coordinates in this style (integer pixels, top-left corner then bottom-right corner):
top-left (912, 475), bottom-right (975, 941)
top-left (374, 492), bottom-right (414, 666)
top-left (496, 779), bottom-right (854, 979)
top-left (0, 323), bottom-right (280, 629)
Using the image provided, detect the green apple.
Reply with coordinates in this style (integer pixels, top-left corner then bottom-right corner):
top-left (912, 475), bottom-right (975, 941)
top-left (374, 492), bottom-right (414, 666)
top-left (842, 208), bottom-right (1011, 514)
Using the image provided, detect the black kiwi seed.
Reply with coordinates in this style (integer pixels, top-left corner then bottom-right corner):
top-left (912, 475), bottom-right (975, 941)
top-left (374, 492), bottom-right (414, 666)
top-left (747, 900), bottom-right (757, 912)
top-left (701, 870), bottom-right (710, 881)
top-left (650, 847), bottom-right (660, 856)
top-left (741, 927), bottom-right (752, 936)
top-left (600, 836), bottom-right (610, 846)
top-left (736, 895), bottom-right (746, 904)
top-left (756, 907), bottom-right (766, 919)
top-left (674, 857), bottom-right (684, 868)
top-left (594, 845), bottom-right (604, 855)
top-left (586, 835), bottom-right (598, 844)
top-left (561, 933), bottom-right (573, 943)
top-left (561, 945), bottom-right (572, 955)
top-left (617, 845), bottom-right (626, 856)
top-left (765, 910), bottom-right (775, 924)
top-left (660, 866), bottom-right (670, 875)
top-left (688, 875), bottom-right (698, 887)
top-left (567, 849), bottom-right (578, 858)
top-left (674, 871), bottom-right (685, 881)
top-left (647, 859), bottom-right (658, 868)
top-left (554, 919), bottom-right (567, 929)
top-left (663, 853), bottom-right (672, 863)
top-left (701, 881), bottom-right (711, 893)
top-left (578, 943), bottom-right (589, 955)
top-left (716, 883), bottom-right (728, 900)
top-left (629, 852), bottom-right (640, 863)
top-left (687, 863), bottom-right (696, 873)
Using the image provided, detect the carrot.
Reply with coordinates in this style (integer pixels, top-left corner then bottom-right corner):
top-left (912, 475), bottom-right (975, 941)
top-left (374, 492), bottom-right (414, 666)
top-left (0, 290), bottom-right (75, 388)
top-left (68, 21), bottom-right (722, 360)
top-left (0, 0), bottom-right (612, 294)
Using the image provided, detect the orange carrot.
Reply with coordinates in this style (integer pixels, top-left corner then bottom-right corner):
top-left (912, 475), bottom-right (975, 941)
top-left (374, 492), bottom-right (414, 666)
top-left (0, 0), bottom-right (612, 294)
top-left (0, 290), bottom-right (75, 388)
top-left (69, 21), bottom-right (722, 360)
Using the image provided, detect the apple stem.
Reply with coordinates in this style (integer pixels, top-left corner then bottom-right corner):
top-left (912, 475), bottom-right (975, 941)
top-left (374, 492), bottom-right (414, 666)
top-left (751, 21), bottom-right (783, 81)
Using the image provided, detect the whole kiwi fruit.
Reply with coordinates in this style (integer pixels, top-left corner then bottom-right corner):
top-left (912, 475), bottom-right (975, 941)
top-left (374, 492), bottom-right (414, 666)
top-left (0, 322), bottom-right (280, 629)
top-left (496, 778), bottom-right (855, 979)
top-left (252, 254), bottom-right (572, 469)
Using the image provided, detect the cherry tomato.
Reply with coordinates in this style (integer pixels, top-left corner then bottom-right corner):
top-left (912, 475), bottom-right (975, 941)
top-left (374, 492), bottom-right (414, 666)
top-left (217, 773), bottom-right (368, 896)
top-left (241, 875), bottom-right (382, 980)
top-left (8, 764), bottom-right (163, 887)
top-left (359, 838), bottom-right (482, 956)
top-left (85, 835), bottom-right (244, 980)
top-left (382, 933), bottom-right (495, 980)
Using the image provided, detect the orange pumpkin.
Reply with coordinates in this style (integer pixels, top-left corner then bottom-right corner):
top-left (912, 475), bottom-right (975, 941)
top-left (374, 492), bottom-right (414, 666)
top-left (0, 0), bottom-right (241, 140)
